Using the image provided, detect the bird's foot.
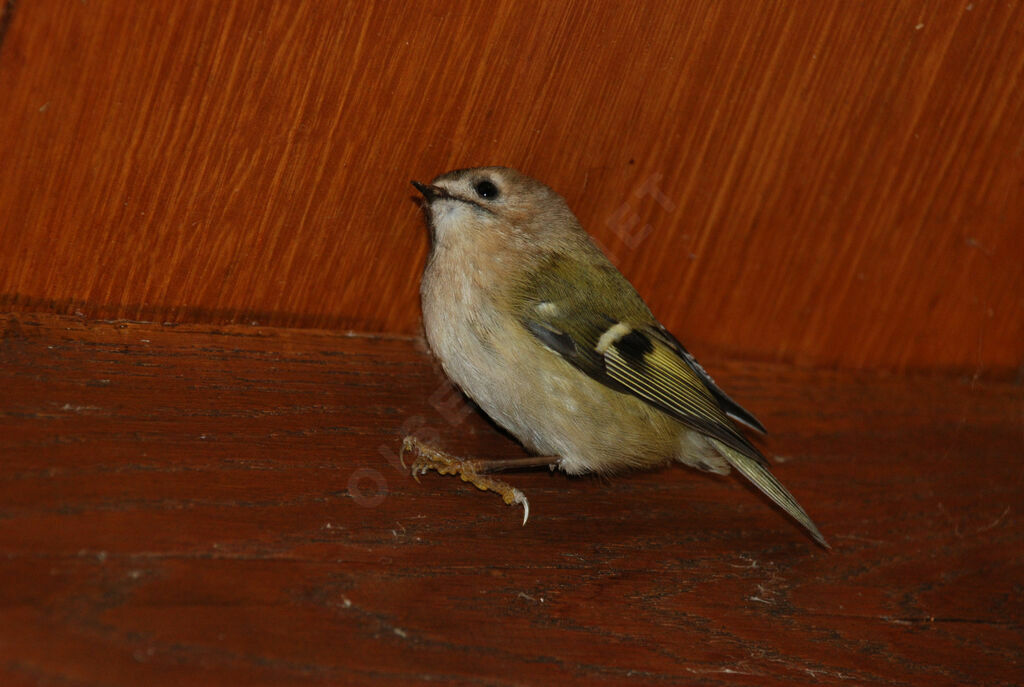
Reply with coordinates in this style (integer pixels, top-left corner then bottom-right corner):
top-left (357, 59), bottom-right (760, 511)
top-left (401, 436), bottom-right (530, 525)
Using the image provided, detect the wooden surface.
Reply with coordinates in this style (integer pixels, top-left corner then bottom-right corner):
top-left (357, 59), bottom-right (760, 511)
top-left (2, 313), bottom-right (1021, 685)
top-left (1, 1), bottom-right (1022, 376)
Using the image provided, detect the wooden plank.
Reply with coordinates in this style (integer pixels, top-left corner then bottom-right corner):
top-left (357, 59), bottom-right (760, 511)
top-left (1, 313), bottom-right (1021, 685)
top-left (0, 1), bottom-right (1021, 375)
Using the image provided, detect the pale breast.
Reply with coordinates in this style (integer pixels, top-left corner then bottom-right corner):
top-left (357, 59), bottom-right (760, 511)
top-left (420, 246), bottom-right (686, 475)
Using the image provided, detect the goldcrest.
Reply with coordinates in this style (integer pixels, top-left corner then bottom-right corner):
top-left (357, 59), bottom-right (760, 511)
top-left (403, 167), bottom-right (827, 547)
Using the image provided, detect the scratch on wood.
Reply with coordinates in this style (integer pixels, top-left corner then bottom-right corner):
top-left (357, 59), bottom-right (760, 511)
top-left (974, 506), bottom-right (1010, 534)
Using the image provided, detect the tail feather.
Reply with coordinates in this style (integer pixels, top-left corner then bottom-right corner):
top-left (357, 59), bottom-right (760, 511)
top-left (711, 439), bottom-right (829, 549)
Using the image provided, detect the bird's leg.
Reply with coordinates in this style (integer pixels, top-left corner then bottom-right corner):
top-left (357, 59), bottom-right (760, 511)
top-left (400, 436), bottom-right (559, 525)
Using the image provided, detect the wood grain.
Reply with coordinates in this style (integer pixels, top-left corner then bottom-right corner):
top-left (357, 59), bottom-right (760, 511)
top-left (1, 313), bottom-right (1021, 685)
top-left (0, 1), bottom-right (1021, 377)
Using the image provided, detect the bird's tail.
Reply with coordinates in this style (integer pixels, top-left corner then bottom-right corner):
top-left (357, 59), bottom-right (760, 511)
top-left (710, 439), bottom-right (829, 549)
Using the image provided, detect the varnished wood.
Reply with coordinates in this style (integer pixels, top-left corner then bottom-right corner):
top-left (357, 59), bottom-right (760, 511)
top-left (0, 1), bottom-right (1021, 376)
top-left (1, 313), bottom-right (1021, 685)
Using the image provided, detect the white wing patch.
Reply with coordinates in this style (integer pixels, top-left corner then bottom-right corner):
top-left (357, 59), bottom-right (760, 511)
top-left (595, 322), bottom-right (632, 354)
top-left (534, 301), bottom-right (560, 317)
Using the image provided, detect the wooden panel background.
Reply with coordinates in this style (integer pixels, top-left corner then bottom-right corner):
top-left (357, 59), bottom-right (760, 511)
top-left (2, 313), bottom-right (1022, 685)
top-left (0, 0), bottom-right (1021, 377)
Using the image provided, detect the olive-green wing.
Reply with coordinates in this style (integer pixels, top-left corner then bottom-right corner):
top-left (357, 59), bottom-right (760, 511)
top-left (512, 257), bottom-right (764, 462)
top-left (655, 326), bottom-right (766, 434)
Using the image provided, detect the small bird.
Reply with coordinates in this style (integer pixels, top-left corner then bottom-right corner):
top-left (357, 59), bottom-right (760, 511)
top-left (403, 166), bottom-right (828, 547)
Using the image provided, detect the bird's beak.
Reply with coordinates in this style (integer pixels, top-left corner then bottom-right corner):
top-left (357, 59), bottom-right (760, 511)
top-left (411, 180), bottom-right (451, 203)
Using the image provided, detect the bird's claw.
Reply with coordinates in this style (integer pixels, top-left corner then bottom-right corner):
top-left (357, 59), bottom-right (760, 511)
top-left (401, 436), bottom-right (531, 525)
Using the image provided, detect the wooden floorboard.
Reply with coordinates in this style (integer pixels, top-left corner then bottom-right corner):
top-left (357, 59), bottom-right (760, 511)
top-left (1, 313), bottom-right (1021, 685)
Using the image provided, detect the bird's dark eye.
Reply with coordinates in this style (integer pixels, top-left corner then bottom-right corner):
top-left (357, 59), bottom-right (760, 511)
top-left (474, 179), bottom-right (499, 200)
